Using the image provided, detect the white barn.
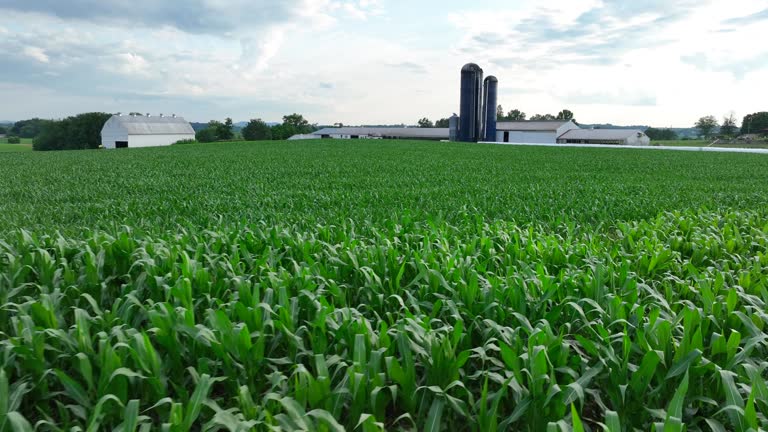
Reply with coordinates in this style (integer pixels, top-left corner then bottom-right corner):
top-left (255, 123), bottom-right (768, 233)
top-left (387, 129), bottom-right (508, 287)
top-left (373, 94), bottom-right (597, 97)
top-left (308, 127), bottom-right (449, 140)
top-left (557, 129), bottom-right (651, 146)
top-left (495, 120), bottom-right (580, 144)
top-left (101, 114), bottom-right (195, 149)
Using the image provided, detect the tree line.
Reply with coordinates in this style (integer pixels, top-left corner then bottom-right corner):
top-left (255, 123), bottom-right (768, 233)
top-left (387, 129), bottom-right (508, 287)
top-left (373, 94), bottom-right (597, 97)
top-left (694, 112), bottom-right (768, 140)
top-left (416, 107), bottom-right (575, 128)
top-left (33, 113), bottom-right (112, 151)
top-left (496, 106), bottom-right (575, 122)
top-left (4, 112), bottom-right (319, 151)
top-left (195, 114), bottom-right (316, 142)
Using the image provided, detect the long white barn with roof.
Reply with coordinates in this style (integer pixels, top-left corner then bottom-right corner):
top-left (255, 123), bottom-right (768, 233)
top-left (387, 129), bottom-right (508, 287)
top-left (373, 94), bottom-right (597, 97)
top-left (295, 120), bottom-right (650, 146)
top-left (101, 114), bottom-right (195, 149)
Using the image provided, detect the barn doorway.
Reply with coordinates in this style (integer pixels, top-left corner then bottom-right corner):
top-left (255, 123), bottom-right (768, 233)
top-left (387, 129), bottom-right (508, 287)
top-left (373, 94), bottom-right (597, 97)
top-left (503, 132), bottom-right (509, 142)
top-left (115, 141), bottom-right (128, 148)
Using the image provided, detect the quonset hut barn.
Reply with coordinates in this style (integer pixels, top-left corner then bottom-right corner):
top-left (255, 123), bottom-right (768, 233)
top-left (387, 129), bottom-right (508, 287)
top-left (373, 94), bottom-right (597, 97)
top-left (101, 114), bottom-right (195, 149)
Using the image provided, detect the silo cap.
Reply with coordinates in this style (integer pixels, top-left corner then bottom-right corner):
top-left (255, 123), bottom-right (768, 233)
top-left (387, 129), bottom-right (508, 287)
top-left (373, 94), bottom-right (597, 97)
top-left (485, 76), bottom-right (498, 82)
top-left (461, 63), bottom-right (483, 72)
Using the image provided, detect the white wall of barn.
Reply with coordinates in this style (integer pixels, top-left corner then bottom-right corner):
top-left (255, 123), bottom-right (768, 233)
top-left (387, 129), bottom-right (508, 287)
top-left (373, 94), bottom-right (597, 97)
top-left (101, 131), bottom-right (129, 149)
top-left (496, 131), bottom-right (557, 143)
top-left (127, 134), bottom-right (195, 148)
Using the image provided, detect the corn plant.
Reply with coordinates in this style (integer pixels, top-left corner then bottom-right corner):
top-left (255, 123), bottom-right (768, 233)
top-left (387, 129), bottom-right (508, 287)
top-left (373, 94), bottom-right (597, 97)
top-left (1, 140), bottom-right (767, 430)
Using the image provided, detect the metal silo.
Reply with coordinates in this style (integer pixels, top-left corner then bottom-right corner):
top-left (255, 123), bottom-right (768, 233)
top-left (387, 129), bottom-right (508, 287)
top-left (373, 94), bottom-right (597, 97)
top-left (449, 114), bottom-right (459, 141)
top-left (459, 63), bottom-right (483, 142)
top-left (483, 76), bottom-right (498, 142)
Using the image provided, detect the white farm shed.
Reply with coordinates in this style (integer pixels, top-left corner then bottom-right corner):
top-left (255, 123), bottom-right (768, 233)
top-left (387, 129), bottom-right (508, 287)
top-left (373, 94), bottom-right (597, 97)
top-left (495, 120), bottom-right (579, 144)
top-left (101, 115), bottom-right (195, 149)
top-left (557, 129), bottom-right (651, 146)
top-left (309, 127), bottom-right (449, 140)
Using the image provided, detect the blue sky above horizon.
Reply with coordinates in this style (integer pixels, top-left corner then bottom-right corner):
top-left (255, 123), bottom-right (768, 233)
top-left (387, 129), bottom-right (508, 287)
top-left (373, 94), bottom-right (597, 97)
top-left (0, 0), bottom-right (766, 127)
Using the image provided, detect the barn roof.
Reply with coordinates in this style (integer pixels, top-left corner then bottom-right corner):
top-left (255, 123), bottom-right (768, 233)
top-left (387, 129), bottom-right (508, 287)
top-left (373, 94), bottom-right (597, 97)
top-left (106, 115), bottom-right (195, 135)
top-left (558, 129), bottom-right (646, 140)
top-left (312, 127), bottom-right (449, 139)
top-left (496, 120), bottom-right (574, 131)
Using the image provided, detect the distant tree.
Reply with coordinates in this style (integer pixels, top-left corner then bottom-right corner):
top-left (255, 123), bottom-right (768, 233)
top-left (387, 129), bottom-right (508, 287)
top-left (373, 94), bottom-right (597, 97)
top-left (276, 125), bottom-right (294, 140)
top-left (195, 128), bottom-right (218, 143)
top-left (10, 118), bottom-right (50, 138)
top-left (644, 127), bottom-right (678, 141)
top-left (740, 112), bottom-right (768, 135)
top-left (270, 124), bottom-right (293, 140)
top-left (435, 118), bottom-right (449, 128)
top-left (334, 122), bottom-right (344, 127)
top-left (506, 109), bottom-right (526, 121)
top-left (196, 119), bottom-right (235, 142)
top-left (7, 136), bottom-right (21, 144)
top-left (497, 105), bottom-right (504, 119)
top-left (0, 126), bottom-right (6, 135)
top-left (417, 118), bottom-right (434, 128)
top-left (720, 112), bottom-right (738, 137)
top-left (33, 112), bottom-right (111, 151)
top-left (129, 112), bottom-right (144, 116)
top-left (242, 118), bottom-right (272, 141)
top-left (530, 114), bottom-right (556, 121)
top-left (695, 115), bottom-right (719, 139)
top-left (220, 118), bottom-right (235, 140)
top-left (282, 113), bottom-right (312, 134)
top-left (557, 109), bottom-right (574, 120)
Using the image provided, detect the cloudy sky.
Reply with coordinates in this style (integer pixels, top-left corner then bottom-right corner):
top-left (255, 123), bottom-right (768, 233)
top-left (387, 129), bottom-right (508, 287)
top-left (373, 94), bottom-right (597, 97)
top-left (0, 0), bottom-right (766, 127)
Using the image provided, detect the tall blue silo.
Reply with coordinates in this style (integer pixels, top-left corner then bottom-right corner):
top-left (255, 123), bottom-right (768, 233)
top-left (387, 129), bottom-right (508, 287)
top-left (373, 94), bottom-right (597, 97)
top-left (459, 63), bottom-right (483, 142)
top-left (483, 76), bottom-right (498, 142)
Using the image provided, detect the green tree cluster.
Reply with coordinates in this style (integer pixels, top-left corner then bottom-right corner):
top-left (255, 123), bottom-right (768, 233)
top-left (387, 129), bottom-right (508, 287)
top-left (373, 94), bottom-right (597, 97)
top-left (720, 113), bottom-right (739, 137)
top-left (497, 106), bottom-right (574, 122)
top-left (557, 110), bottom-right (574, 120)
top-left (741, 112), bottom-right (768, 135)
top-left (33, 112), bottom-right (112, 151)
top-left (242, 119), bottom-right (272, 141)
top-left (7, 136), bottom-right (21, 144)
top-left (694, 115), bottom-right (719, 139)
top-left (413, 118), bottom-right (450, 128)
top-left (497, 106), bottom-right (526, 121)
top-left (196, 118), bottom-right (235, 142)
top-left (271, 114), bottom-right (314, 140)
top-left (644, 128), bottom-right (678, 141)
top-left (417, 118), bottom-right (434, 128)
top-left (10, 118), bottom-right (51, 138)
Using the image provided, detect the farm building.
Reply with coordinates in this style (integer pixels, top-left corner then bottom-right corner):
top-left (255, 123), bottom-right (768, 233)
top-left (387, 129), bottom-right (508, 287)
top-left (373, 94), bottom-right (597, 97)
top-left (100, 114), bottom-right (195, 149)
top-left (557, 129), bottom-right (650, 146)
top-left (308, 127), bottom-right (449, 140)
top-left (297, 122), bottom-right (651, 146)
top-left (496, 120), bottom-right (579, 144)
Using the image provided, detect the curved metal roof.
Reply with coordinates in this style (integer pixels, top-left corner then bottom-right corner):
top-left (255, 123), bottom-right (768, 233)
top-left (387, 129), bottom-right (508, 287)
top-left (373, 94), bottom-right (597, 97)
top-left (103, 115), bottom-right (195, 135)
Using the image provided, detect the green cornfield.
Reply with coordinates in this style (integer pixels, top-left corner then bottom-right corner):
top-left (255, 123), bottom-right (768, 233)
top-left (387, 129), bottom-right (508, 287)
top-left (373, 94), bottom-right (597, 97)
top-left (1, 140), bottom-right (767, 431)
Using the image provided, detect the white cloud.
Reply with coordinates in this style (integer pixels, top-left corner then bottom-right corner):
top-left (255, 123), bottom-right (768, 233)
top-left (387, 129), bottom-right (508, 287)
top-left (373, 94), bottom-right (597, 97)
top-left (23, 46), bottom-right (49, 63)
top-left (0, 0), bottom-right (766, 127)
top-left (111, 53), bottom-right (150, 76)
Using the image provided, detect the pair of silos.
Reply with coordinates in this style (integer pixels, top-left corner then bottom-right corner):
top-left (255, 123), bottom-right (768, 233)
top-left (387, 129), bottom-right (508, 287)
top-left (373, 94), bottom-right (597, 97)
top-left (456, 63), bottom-right (497, 142)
